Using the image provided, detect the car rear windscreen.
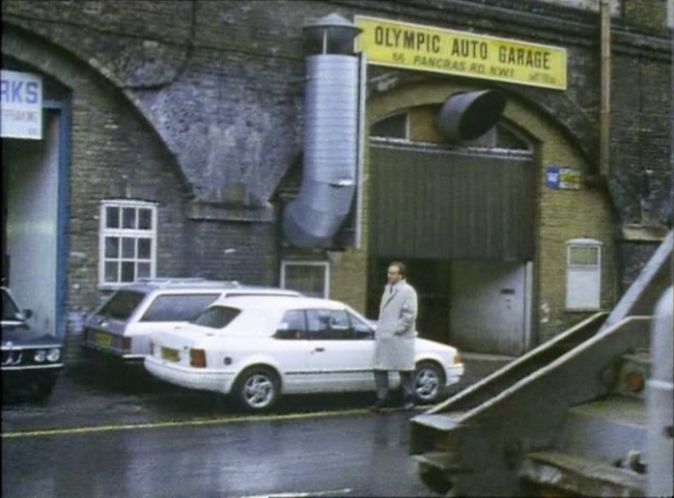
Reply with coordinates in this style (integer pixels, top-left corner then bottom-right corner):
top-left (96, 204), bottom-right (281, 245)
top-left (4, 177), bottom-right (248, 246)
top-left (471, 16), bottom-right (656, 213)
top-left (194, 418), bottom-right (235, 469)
top-left (192, 306), bottom-right (241, 329)
top-left (99, 290), bottom-right (146, 320)
top-left (141, 294), bottom-right (220, 322)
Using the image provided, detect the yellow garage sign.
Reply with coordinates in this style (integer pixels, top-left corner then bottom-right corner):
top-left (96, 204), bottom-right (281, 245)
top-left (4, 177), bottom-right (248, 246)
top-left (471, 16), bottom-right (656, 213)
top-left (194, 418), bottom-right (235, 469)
top-left (355, 16), bottom-right (567, 90)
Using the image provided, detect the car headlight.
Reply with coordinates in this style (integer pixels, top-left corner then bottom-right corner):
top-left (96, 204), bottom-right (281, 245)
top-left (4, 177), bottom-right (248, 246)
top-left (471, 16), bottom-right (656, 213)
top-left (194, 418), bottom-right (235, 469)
top-left (47, 348), bottom-right (61, 362)
top-left (34, 349), bottom-right (47, 362)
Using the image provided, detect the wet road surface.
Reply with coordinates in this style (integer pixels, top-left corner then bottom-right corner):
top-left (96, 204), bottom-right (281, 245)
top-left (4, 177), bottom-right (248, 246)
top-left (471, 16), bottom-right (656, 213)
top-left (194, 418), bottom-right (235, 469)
top-left (2, 362), bottom-right (440, 497)
top-left (3, 409), bottom-right (433, 497)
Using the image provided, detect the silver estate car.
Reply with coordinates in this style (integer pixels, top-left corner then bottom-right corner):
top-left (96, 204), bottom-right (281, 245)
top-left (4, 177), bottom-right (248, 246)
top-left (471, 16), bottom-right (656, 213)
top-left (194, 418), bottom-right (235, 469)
top-left (82, 278), bottom-right (301, 361)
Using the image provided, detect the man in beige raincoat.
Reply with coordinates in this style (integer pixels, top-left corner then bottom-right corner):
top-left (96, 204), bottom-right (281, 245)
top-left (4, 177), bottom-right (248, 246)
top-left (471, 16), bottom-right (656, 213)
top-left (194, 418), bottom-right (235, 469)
top-left (371, 261), bottom-right (418, 411)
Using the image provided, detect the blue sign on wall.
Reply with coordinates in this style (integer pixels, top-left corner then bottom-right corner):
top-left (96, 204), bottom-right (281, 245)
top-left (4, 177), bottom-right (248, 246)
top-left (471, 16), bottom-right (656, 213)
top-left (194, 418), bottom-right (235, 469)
top-left (545, 165), bottom-right (581, 190)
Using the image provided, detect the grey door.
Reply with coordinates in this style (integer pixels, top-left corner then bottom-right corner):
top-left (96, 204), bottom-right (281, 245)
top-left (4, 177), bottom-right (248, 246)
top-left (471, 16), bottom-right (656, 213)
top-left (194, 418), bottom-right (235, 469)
top-left (449, 260), bottom-right (526, 355)
top-left (369, 145), bottom-right (535, 261)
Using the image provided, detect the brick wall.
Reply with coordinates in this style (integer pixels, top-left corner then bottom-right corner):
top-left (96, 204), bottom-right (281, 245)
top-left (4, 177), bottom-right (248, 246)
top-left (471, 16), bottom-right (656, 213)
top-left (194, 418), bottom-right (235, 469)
top-left (3, 25), bottom-right (191, 362)
top-left (622, 0), bottom-right (670, 30)
top-left (66, 87), bottom-right (192, 309)
top-left (187, 219), bottom-right (278, 285)
top-left (4, 0), bottom-right (669, 227)
top-left (2, 0), bottom-right (671, 349)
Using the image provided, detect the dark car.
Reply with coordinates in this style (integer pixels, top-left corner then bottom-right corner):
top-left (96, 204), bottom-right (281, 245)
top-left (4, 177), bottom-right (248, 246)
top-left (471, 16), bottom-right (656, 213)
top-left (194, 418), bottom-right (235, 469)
top-left (2, 286), bottom-right (64, 400)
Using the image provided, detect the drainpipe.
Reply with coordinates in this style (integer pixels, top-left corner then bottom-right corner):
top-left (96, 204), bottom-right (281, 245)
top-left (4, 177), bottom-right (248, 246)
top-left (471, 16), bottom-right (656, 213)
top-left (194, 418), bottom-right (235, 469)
top-left (599, 0), bottom-right (611, 177)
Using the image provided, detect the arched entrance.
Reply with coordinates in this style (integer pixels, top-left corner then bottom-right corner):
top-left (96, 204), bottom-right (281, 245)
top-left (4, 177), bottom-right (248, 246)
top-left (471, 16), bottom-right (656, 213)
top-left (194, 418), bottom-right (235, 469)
top-left (366, 101), bottom-right (535, 356)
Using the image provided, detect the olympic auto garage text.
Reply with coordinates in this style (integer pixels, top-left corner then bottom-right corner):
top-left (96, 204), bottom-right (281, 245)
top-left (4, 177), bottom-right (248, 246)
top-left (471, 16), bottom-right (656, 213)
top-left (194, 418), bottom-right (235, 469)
top-left (373, 25), bottom-right (552, 70)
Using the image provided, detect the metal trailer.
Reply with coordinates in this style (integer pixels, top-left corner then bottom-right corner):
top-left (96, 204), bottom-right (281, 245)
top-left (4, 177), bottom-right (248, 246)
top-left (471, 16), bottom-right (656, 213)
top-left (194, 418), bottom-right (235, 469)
top-left (410, 231), bottom-right (673, 497)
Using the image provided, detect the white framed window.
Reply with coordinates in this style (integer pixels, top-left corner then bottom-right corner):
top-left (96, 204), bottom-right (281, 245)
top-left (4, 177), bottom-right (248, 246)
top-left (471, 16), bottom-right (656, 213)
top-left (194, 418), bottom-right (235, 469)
top-left (565, 238), bottom-right (602, 310)
top-left (99, 200), bottom-right (157, 288)
top-left (280, 261), bottom-right (330, 298)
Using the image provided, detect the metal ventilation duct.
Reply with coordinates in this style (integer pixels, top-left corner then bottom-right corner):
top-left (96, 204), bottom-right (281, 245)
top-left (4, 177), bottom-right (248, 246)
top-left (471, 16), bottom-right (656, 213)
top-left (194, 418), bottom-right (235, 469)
top-left (436, 89), bottom-right (506, 142)
top-left (283, 54), bottom-right (359, 248)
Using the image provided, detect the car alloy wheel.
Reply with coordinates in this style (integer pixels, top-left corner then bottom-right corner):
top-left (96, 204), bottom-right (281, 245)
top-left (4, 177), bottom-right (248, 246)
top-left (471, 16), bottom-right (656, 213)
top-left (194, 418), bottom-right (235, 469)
top-left (414, 361), bottom-right (445, 403)
top-left (236, 367), bottom-right (279, 411)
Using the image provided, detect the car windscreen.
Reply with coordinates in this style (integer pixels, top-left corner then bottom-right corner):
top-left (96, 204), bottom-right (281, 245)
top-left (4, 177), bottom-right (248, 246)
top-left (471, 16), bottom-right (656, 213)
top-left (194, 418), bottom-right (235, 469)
top-left (98, 290), bottom-right (146, 320)
top-left (2, 290), bottom-right (20, 320)
top-left (192, 305), bottom-right (241, 329)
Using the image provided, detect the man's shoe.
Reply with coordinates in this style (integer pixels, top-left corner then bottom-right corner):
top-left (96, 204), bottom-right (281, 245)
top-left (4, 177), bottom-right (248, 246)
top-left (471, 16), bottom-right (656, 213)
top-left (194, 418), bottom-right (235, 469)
top-left (369, 399), bottom-right (387, 413)
top-left (402, 400), bottom-right (415, 411)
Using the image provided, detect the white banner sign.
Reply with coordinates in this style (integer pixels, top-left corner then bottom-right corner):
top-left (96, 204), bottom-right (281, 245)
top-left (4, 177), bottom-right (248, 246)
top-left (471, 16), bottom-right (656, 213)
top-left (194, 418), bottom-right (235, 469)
top-left (1, 70), bottom-right (43, 140)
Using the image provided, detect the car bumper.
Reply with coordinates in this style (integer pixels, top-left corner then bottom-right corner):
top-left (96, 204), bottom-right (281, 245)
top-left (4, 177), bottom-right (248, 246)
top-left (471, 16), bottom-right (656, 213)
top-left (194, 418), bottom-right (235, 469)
top-left (445, 364), bottom-right (465, 386)
top-left (144, 356), bottom-right (234, 394)
top-left (2, 365), bottom-right (62, 391)
top-left (82, 328), bottom-right (144, 361)
top-left (81, 341), bottom-right (144, 361)
top-left (2, 363), bottom-right (63, 373)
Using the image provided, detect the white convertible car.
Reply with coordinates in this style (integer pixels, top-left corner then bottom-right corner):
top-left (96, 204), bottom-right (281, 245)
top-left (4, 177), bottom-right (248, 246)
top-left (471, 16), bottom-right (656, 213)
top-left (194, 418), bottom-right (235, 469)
top-left (145, 296), bottom-right (464, 411)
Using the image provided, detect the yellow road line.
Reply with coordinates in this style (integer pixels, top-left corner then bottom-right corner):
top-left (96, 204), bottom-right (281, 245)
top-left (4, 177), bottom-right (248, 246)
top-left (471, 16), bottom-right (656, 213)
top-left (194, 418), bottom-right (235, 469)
top-left (1, 408), bottom-right (371, 439)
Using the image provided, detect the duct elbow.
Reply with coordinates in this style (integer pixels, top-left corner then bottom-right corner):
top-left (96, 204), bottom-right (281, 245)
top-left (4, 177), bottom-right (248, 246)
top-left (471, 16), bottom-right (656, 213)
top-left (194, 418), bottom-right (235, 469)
top-left (436, 90), bottom-right (506, 142)
top-left (283, 180), bottom-right (356, 248)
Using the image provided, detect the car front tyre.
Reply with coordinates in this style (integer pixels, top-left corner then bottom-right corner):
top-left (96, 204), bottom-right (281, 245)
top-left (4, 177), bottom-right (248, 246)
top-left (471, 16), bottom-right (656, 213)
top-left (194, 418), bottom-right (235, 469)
top-left (34, 380), bottom-right (55, 399)
top-left (28, 375), bottom-right (58, 401)
top-left (414, 361), bottom-right (446, 404)
top-left (234, 366), bottom-right (280, 412)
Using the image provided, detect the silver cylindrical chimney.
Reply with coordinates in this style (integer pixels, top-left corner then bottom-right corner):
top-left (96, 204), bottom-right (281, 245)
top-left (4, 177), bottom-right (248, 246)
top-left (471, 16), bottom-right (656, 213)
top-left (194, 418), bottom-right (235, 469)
top-left (283, 14), bottom-right (361, 248)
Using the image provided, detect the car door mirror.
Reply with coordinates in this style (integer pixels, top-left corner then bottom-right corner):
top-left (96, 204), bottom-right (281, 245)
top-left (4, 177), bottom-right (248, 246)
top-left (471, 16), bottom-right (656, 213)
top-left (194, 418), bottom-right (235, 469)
top-left (16, 309), bottom-right (32, 320)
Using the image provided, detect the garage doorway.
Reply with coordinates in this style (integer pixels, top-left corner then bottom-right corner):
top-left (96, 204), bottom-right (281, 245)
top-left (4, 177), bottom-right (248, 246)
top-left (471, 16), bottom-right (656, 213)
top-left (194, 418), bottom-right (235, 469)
top-left (367, 257), bottom-right (531, 355)
top-left (367, 258), bottom-right (450, 345)
top-left (2, 106), bottom-right (69, 338)
top-left (367, 141), bottom-right (535, 356)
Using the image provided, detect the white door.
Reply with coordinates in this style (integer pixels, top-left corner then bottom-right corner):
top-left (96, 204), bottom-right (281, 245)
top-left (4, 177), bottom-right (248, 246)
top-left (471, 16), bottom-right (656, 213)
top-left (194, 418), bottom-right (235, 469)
top-left (305, 309), bottom-right (374, 392)
top-left (449, 260), bottom-right (527, 355)
top-left (266, 309), bottom-right (313, 394)
top-left (5, 114), bottom-right (60, 336)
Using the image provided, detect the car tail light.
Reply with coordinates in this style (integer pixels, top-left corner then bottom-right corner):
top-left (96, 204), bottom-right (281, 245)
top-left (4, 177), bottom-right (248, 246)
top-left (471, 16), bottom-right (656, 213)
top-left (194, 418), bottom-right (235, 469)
top-left (190, 348), bottom-right (206, 368)
top-left (122, 337), bottom-right (132, 353)
top-left (453, 352), bottom-right (462, 364)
